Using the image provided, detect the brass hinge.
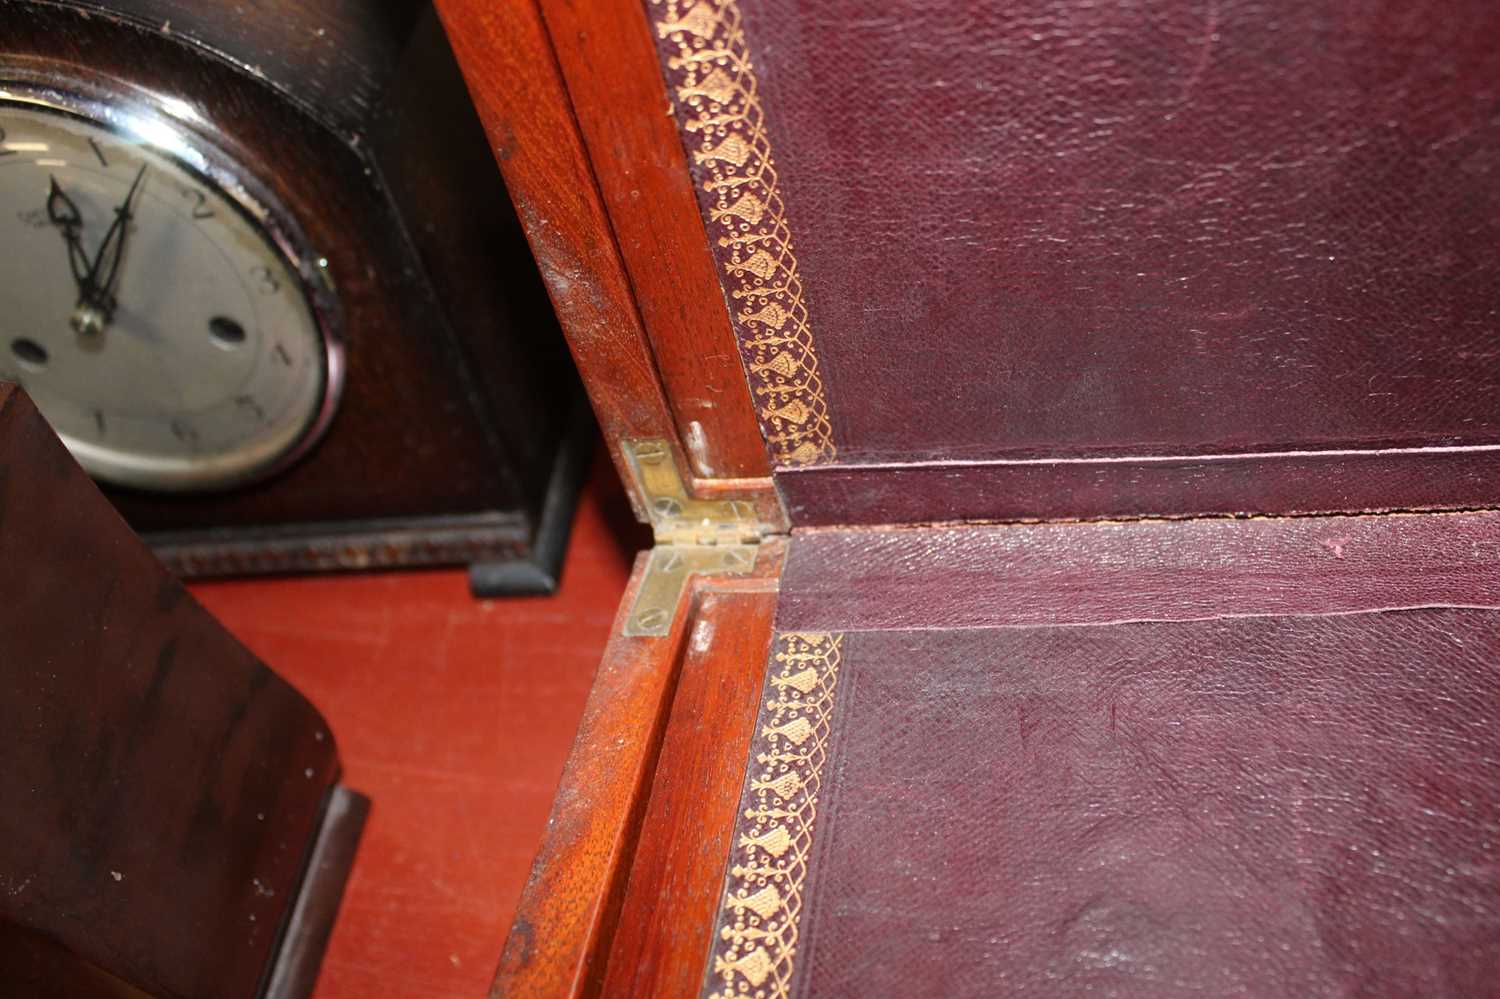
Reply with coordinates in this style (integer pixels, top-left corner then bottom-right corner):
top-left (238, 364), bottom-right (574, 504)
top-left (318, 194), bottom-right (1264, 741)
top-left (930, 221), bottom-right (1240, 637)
top-left (620, 439), bottom-right (773, 636)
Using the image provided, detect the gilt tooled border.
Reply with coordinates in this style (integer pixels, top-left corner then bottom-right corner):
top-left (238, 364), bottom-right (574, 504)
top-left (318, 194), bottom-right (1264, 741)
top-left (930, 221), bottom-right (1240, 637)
top-left (700, 632), bottom-right (844, 999)
top-left (650, 0), bottom-right (837, 467)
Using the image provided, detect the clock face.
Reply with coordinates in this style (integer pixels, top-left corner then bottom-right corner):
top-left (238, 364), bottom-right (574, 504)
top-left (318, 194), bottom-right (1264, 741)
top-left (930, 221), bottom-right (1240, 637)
top-left (0, 87), bottom-right (341, 492)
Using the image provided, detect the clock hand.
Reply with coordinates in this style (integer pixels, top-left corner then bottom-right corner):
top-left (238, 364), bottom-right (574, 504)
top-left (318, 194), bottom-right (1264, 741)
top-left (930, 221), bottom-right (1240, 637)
top-left (78, 163), bottom-right (148, 325)
top-left (46, 175), bottom-right (94, 298)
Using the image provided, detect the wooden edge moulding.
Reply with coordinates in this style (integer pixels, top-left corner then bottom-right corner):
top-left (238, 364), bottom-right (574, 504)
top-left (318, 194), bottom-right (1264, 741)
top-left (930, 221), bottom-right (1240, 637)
top-left (429, 1), bottom-right (791, 995)
top-left (431, 0), bottom-right (776, 519)
top-left (494, 542), bottom-right (785, 998)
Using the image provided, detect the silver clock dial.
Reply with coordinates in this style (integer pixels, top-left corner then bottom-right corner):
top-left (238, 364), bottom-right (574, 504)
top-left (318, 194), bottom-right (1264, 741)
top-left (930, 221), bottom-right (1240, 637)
top-left (0, 89), bottom-right (339, 492)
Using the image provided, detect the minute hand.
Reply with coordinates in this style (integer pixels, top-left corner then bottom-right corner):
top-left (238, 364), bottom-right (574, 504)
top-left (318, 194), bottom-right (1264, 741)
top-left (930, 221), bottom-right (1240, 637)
top-left (81, 163), bottom-right (148, 320)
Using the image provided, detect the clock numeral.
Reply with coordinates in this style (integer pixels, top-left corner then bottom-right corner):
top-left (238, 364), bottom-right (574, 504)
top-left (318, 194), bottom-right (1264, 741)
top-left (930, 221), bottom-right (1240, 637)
top-left (234, 394), bottom-right (266, 422)
top-left (271, 342), bottom-right (292, 366)
top-left (0, 126), bottom-right (14, 158)
top-left (93, 409), bottom-right (106, 436)
top-left (250, 264), bottom-right (280, 294)
top-left (181, 186), bottom-right (214, 220)
top-left (16, 207), bottom-right (48, 229)
top-left (170, 419), bottom-right (199, 447)
top-left (88, 137), bottom-right (109, 168)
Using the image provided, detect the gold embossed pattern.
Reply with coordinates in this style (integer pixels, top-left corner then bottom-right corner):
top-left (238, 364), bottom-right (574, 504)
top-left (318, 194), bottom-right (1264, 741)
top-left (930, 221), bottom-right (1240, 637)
top-left (651, 0), bottom-right (837, 466)
top-left (703, 632), bottom-right (843, 999)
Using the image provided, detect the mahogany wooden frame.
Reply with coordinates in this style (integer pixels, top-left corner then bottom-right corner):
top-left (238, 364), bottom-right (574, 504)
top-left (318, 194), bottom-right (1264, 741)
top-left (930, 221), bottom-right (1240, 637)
top-left (431, 3), bottom-right (788, 994)
top-left (432, 0), bottom-right (774, 517)
top-left (493, 541), bottom-right (783, 998)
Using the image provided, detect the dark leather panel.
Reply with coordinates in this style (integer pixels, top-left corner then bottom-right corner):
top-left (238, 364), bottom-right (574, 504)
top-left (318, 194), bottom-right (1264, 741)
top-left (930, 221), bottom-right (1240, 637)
top-left (777, 446), bottom-right (1500, 526)
top-left (779, 510), bottom-right (1500, 632)
top-left (664, 0), bottom-right (1500, 517)
top-left (794, 612), bottom-right (1500, 997)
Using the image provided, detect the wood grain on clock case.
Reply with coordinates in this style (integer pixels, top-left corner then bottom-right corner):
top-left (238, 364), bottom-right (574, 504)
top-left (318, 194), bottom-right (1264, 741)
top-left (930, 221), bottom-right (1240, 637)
top-left (432, 0), bottom-right (773, 506)
top-left (0, 384), bottom-right (355, 999)
top-left (3, 0), bottom-right (579, 575)
top-left (491, 541), bottom-right (782, 998)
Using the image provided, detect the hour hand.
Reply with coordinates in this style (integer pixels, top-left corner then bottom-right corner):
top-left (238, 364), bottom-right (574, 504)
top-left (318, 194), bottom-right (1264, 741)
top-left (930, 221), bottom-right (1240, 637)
top-left (46, 175), bottom-right (93, 293)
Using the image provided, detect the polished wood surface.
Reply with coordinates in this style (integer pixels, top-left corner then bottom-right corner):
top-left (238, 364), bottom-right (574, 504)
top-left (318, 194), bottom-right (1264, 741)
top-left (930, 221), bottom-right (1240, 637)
top-left (57, 0), bottom-right (427, 138)
top-left (433, 0), bottom-right (689, 515)
top-left (533, 0), bottom-right (767, 481)
top-left (600, 589), bottom-right (778, 998)
top-left (432, 9), bottom-right (791, 980)
top-left (0, 386), bottom-right (342, 998)
top-left (491, 541), bottom-right (783, 998)
top-left (492, 552), bottom-right (689, 999)
top-left (433, 0), bottom-right (775, 518)
top-left (189, 456), bottom-right (645, 999)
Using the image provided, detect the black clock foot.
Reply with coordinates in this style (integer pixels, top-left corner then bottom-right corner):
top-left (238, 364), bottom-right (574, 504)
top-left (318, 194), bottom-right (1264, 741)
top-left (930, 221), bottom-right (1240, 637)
top-left (468, 404), bottom-right (595, 598)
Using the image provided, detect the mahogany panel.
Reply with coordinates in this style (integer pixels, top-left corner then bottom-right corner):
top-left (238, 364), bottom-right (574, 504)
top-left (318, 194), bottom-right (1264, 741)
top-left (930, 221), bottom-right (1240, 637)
top-left (491, 552), bottom-right (688, 999)
top-left (600, 590), bottom-right (778, 998)
top-left (433, 0), bottom-right (697, 514)
top-left (535, 0), bottom-right (768, 481)
top-left (0, 386), bottom-right (343, 998)
top-left (490, 541), bottom-right (783, 999)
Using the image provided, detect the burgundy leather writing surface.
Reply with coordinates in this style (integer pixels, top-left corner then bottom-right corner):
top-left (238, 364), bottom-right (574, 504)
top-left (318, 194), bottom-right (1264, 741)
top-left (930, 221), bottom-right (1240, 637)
top-left (788, 612), bottom-right (1500, 997)
top-left (658, 0), bottom-right (1500, 520)
top-left (779, 510), bottom-right (1500, 632)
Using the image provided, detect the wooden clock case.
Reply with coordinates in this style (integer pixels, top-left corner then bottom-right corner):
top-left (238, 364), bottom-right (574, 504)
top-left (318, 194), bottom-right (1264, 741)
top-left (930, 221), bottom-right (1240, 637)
top-left (434, 1), bottom-right (1500, 997)
top-left (0, 384), bottom-right (366, 999)
top-left (1, 0), bottom-right (587, 595)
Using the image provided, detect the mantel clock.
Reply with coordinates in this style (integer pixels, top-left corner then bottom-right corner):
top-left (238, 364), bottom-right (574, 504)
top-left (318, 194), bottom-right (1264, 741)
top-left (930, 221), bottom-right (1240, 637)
top-left (0, 0), bottom-right (585, 594)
